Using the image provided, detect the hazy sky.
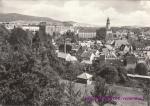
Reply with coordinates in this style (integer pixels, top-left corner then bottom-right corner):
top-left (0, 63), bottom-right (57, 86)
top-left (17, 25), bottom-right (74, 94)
top-left (0, 0), bottom-right (150, 26)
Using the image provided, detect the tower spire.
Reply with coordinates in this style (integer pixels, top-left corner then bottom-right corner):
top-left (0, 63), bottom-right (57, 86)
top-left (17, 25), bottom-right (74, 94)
top-left (106, 17), bottom-right (110, 30)
top-left (105, 17), bottom-right (113, 41)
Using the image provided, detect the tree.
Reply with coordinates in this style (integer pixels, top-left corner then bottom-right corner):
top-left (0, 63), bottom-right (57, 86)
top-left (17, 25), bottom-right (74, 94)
top-left (91, 77), bottom-right (117, 106)
top-left (59, 44), bottom-right (72, 53)
top-left (32, 30), bottom-right (66, 75)
top-left (95, 63), bottom-right (119, 84)
top-left (96, 28), bottom-right (106, 41)
top-left (0, 45), bottom-right (65, 106)
top-left (63, 82), bottom-right (82, 106)
top-left (0, 25), bottom-right (10, 41)
top-left (56, 30), bottom-right (77, 45)
top-left (65, 30), bottom-right (78, 43)
top-left (8, 28), bottom-right (32, 52)
top-left (135, 63), bottom-right (148, 75)
top-left (143, 81), bottom-right (150, 106)
top-left (65, 62), bottom-right (83, 81)
top-left (116, 66), bottom-right (129, 84)
top-left (0, 28), bottom-right (66, 106)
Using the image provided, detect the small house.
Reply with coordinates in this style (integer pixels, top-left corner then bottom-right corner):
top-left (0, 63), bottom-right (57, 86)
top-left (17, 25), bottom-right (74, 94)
top-left (57, 52), bottom-right (77, 62)
top-left (77, 72), bottom-right (93, 85)
top-left (81, 50), bottom-right (96, 64)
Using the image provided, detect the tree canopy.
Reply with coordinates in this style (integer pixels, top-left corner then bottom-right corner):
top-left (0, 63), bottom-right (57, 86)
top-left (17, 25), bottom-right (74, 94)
top-left (135, 63), bottom-right (148, 75)
top-left (91, 77), bottom-right (117, 106)
top-left (0, 27), bottom-right (67, 106)
top-left (96, 28), bottom-right (106, 41)
top-left (95, 63), bottom-right (119, 84)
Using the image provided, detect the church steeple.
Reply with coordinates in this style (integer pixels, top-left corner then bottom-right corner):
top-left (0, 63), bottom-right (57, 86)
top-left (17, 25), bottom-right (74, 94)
top-left (105, 17), bottom-right (113, 41)
top-left (106, 17), bottom-right (110, 30)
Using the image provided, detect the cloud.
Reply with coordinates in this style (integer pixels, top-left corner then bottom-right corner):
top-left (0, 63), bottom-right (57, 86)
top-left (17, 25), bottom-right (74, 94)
top-left (140, 1), bottom-right (150, 11)
top-left (1, 0), bottom-right (150, 26)
top-left (0, 0), bottom-right (3, 12)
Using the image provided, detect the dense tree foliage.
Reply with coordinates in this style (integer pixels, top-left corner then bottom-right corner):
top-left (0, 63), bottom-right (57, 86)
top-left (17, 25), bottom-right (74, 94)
top-left (56, 30), bottom-right (77, 45)
top-left (59, 44), bottom-right (72, 53)
top-left (64, 62), bottom-right (83, 81)
top-left (143, 80), bottom-right (150, 106)
top-left (0, 27), bottom-right (67, 106)
top-left (91, 77), bottom-right (117, 106)
top-left (95, 63), bottom-right (119, 84)
top-left (93, 62), bottom-right (129, 84)
top-left (64, 30), bottom-right (78, 43)
top-left (116, 66), bottom-right (129, 84)
top-left (96, 28), bottom-right (106, 41)
top-left (63, 82), bottom-right (82, 106)
top-left (135, 63), bottom-right (148, 75)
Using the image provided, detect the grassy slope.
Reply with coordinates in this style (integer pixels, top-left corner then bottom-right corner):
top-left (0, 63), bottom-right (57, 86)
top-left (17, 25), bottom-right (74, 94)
top-left (60, 80), bottom-right (147, 106)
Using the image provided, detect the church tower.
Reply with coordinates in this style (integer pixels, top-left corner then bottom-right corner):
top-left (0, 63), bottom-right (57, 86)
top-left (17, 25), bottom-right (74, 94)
top-left (106, 17), bottom-right (110, 30)
top-left (105, 17), bottom-right (113, 41)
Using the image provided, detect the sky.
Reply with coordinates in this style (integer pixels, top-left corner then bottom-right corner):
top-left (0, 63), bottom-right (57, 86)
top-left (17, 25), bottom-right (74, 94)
top-left (0, 0), bottom-right (150, 26)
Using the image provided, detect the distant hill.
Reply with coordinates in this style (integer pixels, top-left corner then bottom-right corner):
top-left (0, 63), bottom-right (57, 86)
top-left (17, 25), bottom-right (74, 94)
top-left (0, 13), bottom-right (99, 27)
top-left (0, 13), bottom-right (61, 23)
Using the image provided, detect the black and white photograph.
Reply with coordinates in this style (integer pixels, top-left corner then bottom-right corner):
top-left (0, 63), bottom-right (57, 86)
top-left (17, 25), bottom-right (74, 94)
top-left (0, 0), bottom-right (150, 106)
